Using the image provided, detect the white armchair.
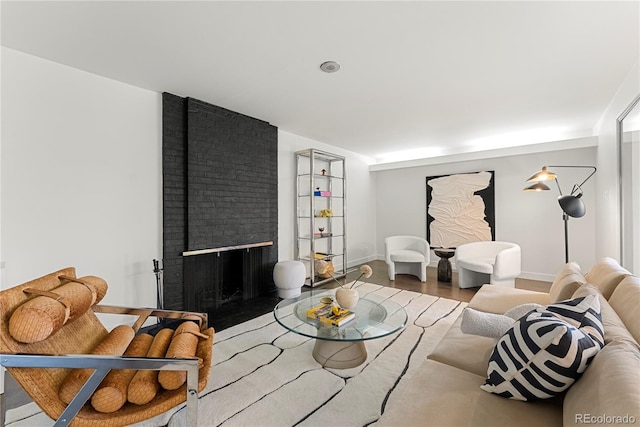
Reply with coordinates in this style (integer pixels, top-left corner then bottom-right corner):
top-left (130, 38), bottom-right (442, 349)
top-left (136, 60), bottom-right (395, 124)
top-left (454, 241), bottom-right (521, 288)
top-left (385, 236), bottom-right (430, 282)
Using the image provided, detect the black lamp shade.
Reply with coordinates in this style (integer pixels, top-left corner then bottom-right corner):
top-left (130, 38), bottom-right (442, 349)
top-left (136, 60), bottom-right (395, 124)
top-left (558, 195), bottom-right (586, 218)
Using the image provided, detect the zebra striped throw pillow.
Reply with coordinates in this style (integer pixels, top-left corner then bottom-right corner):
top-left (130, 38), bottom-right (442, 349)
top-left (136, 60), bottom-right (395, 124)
top-left (481, 295), bottom-right (604, 401)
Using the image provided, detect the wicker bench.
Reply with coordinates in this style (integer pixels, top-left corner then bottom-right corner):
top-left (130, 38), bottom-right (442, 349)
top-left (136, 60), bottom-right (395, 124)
top-left (0, 267), bottom-right (214, 427)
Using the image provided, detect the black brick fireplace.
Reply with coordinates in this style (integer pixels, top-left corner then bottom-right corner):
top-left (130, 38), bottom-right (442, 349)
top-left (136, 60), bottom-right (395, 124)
top-left (162, 93), bottom-right (278, 317)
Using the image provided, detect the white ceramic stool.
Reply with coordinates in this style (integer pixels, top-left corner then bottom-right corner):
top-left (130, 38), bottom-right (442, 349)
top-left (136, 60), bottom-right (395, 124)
top-left (273, 260), bottom-right (306, 298)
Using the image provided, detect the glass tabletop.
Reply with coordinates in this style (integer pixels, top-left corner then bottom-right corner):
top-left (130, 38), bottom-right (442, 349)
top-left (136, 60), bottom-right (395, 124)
top-left (273, 289), bottom-right (407, 342)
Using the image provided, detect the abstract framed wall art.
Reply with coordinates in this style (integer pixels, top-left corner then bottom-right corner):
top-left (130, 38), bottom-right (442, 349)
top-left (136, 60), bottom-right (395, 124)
top-left (425, 171), bottom-right (495, 248)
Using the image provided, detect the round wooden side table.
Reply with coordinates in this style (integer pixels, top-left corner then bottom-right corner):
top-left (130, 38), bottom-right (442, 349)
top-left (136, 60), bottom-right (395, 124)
top-left (433, 248), bottom-right (456, 282)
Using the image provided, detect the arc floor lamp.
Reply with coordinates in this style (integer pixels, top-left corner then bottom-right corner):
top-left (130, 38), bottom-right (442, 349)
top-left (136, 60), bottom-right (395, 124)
top-left (523, 165), bottom-right (597, 263)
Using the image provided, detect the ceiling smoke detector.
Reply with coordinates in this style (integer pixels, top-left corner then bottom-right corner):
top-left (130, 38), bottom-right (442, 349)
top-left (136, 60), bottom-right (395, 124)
top-left (320, 61), bottom-right (341, 73)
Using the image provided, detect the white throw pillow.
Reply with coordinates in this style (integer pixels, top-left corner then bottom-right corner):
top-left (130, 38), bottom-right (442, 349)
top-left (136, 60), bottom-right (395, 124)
top-left (460, 303), bottom-right (544, 339)
top-left (461, 308), bottom-right (515, 339)
top-left (503, 303), bottom-right (544, 320)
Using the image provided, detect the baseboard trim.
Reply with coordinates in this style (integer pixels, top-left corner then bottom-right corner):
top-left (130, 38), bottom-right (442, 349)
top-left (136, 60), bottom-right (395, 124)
top-left (348, 254), bottom-right (379, 269)
top-left (518, 271), bottom-right (555, 282)
top-left (374, 255), bottom-right (554, 283)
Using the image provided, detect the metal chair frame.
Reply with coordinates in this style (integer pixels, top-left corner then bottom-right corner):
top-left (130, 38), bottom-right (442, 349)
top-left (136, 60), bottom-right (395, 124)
top-left (1, 305), bottom-right (208, 427)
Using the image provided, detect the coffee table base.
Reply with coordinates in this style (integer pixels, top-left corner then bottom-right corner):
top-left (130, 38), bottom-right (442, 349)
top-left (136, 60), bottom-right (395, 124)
top-left (312, 340), bottom-right (367, 369)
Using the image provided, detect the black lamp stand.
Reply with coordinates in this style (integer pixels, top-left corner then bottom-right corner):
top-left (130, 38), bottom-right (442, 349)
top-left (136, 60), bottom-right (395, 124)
top-left (524, 165), bottom-right (596, 264)
top-left (562, 212), bottom-right (570, 264)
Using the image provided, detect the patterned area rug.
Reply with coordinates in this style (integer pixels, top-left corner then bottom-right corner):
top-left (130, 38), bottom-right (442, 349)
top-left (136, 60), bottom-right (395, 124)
top-left (6, 283), bottom-right (466, 427)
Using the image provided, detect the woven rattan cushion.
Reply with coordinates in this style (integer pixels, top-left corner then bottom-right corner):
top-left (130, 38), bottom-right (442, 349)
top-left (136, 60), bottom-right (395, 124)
top-left (128, 328), bottom-right (174, 405)
top-left (158, 321), bottom-right (206, 390)
top-left (91, 333), bottom-right (154, 413)
top-left (8, 274), bottom-right (108, 343)
top-left (59, 324), bottom-right (136, 404)
top-left (0, 268), bottom-right (215, 427)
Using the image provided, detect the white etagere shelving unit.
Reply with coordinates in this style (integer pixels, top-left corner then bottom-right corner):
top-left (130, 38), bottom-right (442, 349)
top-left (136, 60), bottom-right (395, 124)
top-left (294, 149), bottom-right (347, 287)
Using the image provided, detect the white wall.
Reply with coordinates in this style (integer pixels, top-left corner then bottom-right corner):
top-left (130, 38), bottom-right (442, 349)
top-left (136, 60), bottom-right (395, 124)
top-left (277, 131), bottom-right (377, 268)
top-left (0, 48), bottom-right (377, 310)
top-left (1, 46), bottom-right (634, 298)
top-left (374, 145), bottom-right (598, 281)
top-left (1, 48), bottom-right (162, 321)
top-left (593, 59), bottom-right (640, 262)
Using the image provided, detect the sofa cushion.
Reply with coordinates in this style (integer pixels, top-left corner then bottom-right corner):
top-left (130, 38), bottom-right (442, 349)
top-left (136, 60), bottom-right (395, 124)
top-left (377, 360), bottom-right (562, 427)
top-left (608, 275), bottom-right (640, 344)
top-left (481, 295), bottom-right (604, 401)
top-left (468, 285), bottom-right (551, 315)
top-left (572, 283), bottom-right (638, 346)
top-left (563, 339), bottom-right (640, 427)
top-left (548, 262), bottom-right (586, 303)
top-left (429, 316), bottom-right (498, 377)
top-left (584, 257), bottom-right (630, 299)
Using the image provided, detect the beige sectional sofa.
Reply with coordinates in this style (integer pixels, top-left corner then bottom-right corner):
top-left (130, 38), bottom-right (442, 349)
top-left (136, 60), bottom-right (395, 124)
top-left (378, 258), bottom-right (639, 427)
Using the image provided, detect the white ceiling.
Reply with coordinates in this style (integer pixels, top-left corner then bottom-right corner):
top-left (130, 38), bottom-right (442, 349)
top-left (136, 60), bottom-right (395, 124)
top-left (2, 1), bottom-right (639, 164)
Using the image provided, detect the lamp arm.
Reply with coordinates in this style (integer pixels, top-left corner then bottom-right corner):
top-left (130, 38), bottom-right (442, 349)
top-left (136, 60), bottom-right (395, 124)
top-left (546, 165), bottom-right (597, 196)
top-left (572, 166), bottom-right (597, 196)
top-left (553, 178), bottom-right (563, 195)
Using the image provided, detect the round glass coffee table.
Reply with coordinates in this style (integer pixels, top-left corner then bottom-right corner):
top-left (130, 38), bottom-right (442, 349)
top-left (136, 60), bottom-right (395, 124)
top-left (274, 290), bottom-right (407, 369)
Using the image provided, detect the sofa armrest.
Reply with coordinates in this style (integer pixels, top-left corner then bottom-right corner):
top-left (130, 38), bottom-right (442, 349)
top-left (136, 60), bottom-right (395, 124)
top-left (468, 285), bottom-right (550, 314)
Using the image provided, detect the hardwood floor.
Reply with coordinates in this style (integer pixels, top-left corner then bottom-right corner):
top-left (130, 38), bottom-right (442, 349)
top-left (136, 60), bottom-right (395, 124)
top-left (330, 259), bottom-right (551, 303)
top-left (209, 259), bottom-right (551, 331)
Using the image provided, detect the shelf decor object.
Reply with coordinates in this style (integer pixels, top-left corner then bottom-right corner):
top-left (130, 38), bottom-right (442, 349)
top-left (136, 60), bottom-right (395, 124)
top-left (523, 165), bottom-right (597, 263)
top-left (295, 149), bottom-right (347, 287)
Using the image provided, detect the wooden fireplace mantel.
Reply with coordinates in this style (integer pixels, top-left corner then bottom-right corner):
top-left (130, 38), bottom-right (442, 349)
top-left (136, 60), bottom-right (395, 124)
top-left (182, 241), bottom-right (274, 257)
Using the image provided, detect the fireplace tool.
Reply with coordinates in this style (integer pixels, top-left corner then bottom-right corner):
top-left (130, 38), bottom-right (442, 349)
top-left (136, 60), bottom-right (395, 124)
top-left (153, 259), bottom-right (164, 323)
